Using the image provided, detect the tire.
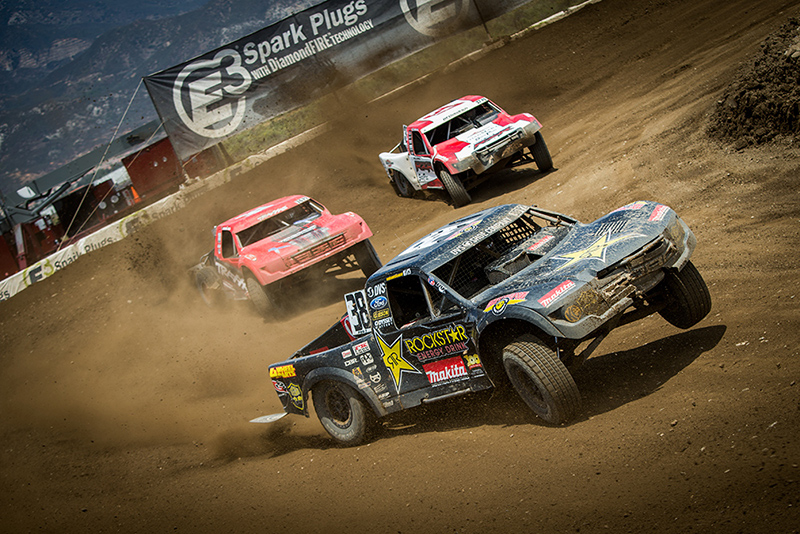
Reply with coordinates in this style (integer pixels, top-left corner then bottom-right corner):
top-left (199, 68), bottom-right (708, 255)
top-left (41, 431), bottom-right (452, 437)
top-left (440, 169), bottom-right (471, 208)
top-left (313, 381), bottom-right (372, 445)
top-left (502, 336), bottom-right (581, 424)
top-left (195, 266), bottom-right (222, 307)
top-left (354, 239), bottom-right (382, 278)
top-left (245, 274), bottom-right (275, 316)
top-left (657, 261), bottom-right (712, 329)
top-left (391, 170), bottom-right (414, 198)
top-left (529, 131), bottom-right (553, 172)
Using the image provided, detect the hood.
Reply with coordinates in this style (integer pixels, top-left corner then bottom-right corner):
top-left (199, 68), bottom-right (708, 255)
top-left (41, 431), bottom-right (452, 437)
top-left (479, 201), bottom-right (678, 312)
top-left (241, 222), bottom-right (332, 268)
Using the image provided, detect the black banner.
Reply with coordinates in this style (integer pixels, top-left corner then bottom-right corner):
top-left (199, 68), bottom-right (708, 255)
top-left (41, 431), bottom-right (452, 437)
top-left (144, 0), bottom-right (534, 160)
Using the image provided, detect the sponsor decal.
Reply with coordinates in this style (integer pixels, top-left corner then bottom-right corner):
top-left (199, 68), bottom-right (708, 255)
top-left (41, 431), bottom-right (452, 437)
top-left (353, 341), bottom-right (370, 355)
top-left (341, 349), bottom-right (353, 359)
top-left (370, 372), bottom-right (382, 383)
top-left (272, 380), bottom-right (287, 394)
top-left (372, 308), bottom-right (391, 320)
top-left (404, 324), bottom-right (470, 361)
top-left (563, 289), bottom-right (606, 322)
top-left (377, 333), bottom-right (421, 389)
top-left (527, 234), bottom-right (554, 252)
top-left (464, 354), bottom-right (482, 370)
top-left (352, 367), bottom-right (370, 389)
top-left (288, 383), bottom-right (304, 410)
top-left (374, 383), bottom-right (388, 394)
top-left (386, 268), bottom-right (411, 281)
top-left (359, 353), bottom-right (374, 365)
top-left (270, 364), bottom-right (296, 378)
top-left (341, 314), bottom-right (355, 338)
top-left (365, 364), bottom-right (377, 373)
top-left (366, 282), bottom-right (386, 299)
top-left (382, 400), bottom-right (394, 408)
top-left (374, 317), bottom-right (394, 329)
top-left (427, 276), bottom-right (448, 294)
top-left (370, 296), bottom-right (388, 309)
top-left (564, 305), bottom-right (583, 322)
top-left (423, 356), bottom-right (469, 386)
top-left (649, 204), bottom-right (670, 222)
top-left (447, 221), bottom-right (481, 241)
top-left (483, 291), bottom-right (529, 315)
top-left (538, 280), bottom-right (577, 307)
top-left (612, 201), bottom-right (647, 213)
top-left (344, 358), bottom-right (358, 367)
top-left (554, 231), bottom-right (638, 271)
top-left (378, 391), bottom-right (390, 400)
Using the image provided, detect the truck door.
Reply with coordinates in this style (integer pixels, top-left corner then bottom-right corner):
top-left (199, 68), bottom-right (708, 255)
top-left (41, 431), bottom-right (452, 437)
top-left (370, 273), bottom-right (489, 402)
top-left (214, 227), bottom-right (246, 291)
top-left (407, 128), bottom-right (437, 186)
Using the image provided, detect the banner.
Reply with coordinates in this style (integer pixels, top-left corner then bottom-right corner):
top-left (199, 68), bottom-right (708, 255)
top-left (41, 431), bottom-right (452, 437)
top-left (0, 192), bottom-right (191, 303)
top-left (143, 0), bottom-right (532, 160)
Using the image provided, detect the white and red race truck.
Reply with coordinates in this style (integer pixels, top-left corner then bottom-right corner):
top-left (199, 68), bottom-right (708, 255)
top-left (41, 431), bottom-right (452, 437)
top-left (378, 95), bottom-right (553, 207)
top-left (191, 195), bottom-right (380, 315)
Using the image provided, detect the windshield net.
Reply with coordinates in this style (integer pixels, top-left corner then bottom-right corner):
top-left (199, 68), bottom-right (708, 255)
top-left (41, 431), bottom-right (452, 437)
top-left (432, 213), bottom-right (540, 300)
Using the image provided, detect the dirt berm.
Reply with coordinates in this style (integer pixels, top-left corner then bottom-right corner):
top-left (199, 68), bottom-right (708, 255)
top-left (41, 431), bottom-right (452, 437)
top-left (1, 0), bottom-right (799, 532)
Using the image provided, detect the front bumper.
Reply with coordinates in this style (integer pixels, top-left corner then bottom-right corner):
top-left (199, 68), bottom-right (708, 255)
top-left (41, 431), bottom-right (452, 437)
top-left (451, 122), bottom-right (540, 174)
top-left (548, 218), bottom-right (695, 339)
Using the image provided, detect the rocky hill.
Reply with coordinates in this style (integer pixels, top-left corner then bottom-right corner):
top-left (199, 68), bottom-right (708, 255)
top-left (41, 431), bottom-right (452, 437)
top-left (0, 0), bottom-right (312, 197)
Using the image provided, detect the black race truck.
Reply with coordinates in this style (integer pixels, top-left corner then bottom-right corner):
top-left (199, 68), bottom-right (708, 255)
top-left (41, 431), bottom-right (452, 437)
top-left (252, 201), bottom-right (711, 445)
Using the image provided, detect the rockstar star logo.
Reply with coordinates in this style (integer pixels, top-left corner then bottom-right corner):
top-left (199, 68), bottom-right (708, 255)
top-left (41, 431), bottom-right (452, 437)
top-left (556, 231), bottom-right (638, 271)
top-left (377, 333), bottom-right (419, 390)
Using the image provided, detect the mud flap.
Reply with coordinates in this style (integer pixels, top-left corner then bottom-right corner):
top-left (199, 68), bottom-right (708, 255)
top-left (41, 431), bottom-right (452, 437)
top-left (249, 412), bottom-right (289, 424)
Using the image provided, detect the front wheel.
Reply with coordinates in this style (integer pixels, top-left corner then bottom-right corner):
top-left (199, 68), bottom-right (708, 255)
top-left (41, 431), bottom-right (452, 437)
top-left (440, 169), bottom-right (471, 208)
top-left (313, 381), bottom-right (372, 445)
top-left (245, 275), bottom-right (275, 316)
top-left (354, 239), bottom-right (382, 278)
top-left (657, 261), bottom-right (712, 329)
top-left (529, 131), bottom-right (553, 172)
top-left (502, 336), bottom-right (581, 424)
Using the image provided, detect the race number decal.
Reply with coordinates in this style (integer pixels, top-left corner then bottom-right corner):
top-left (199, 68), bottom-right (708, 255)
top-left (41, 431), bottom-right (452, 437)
top-left (344, 290), bottom-right (371, 336)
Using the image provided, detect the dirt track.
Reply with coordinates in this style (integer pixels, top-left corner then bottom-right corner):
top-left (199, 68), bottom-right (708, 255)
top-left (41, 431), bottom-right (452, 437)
top-left (2, 0), bottom-right (800, 532)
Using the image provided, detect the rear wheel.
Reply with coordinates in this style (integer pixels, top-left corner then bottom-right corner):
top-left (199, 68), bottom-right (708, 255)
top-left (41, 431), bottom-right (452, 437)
top-left (440, 169), bottom-right (471, 208)
top-left (502, 336), bottom-right (580, 424)
top-left (354, 239), bottom-right (382, 278)
top-left (391, 170), bottom-right (414, 198)
top-left (529, 131), bottom-right (553, 172)
top-left (245, 274), bottom-right (275, 316)
top-left (313, 381), bottom-right (372, 445)
top-left (195, 266), bottom-right (223, 307)
top-left (658, 261), bottom-right (712, 329)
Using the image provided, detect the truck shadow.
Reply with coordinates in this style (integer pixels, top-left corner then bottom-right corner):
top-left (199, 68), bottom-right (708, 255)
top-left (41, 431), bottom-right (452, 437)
top-left (241, 325), bottom-right (725, 456)
top-left (376, 325), bottom-right (726, 438)
top-left (469, 165), bottom-right (556, 206)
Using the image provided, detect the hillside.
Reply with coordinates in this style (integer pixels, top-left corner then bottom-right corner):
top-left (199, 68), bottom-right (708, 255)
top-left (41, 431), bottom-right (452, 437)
top-left (0, 0), bottom-right (313, 191)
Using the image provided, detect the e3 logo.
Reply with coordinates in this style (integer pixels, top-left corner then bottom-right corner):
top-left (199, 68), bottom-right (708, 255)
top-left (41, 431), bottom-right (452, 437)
top-left (173, 49), bottom-right (252, 138)
top-left (400, 0), bottom-right (473, 37)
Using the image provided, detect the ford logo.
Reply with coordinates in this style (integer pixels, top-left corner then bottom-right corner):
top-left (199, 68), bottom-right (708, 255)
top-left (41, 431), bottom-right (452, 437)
top-left (370, 296), bottom-right (387, 309)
